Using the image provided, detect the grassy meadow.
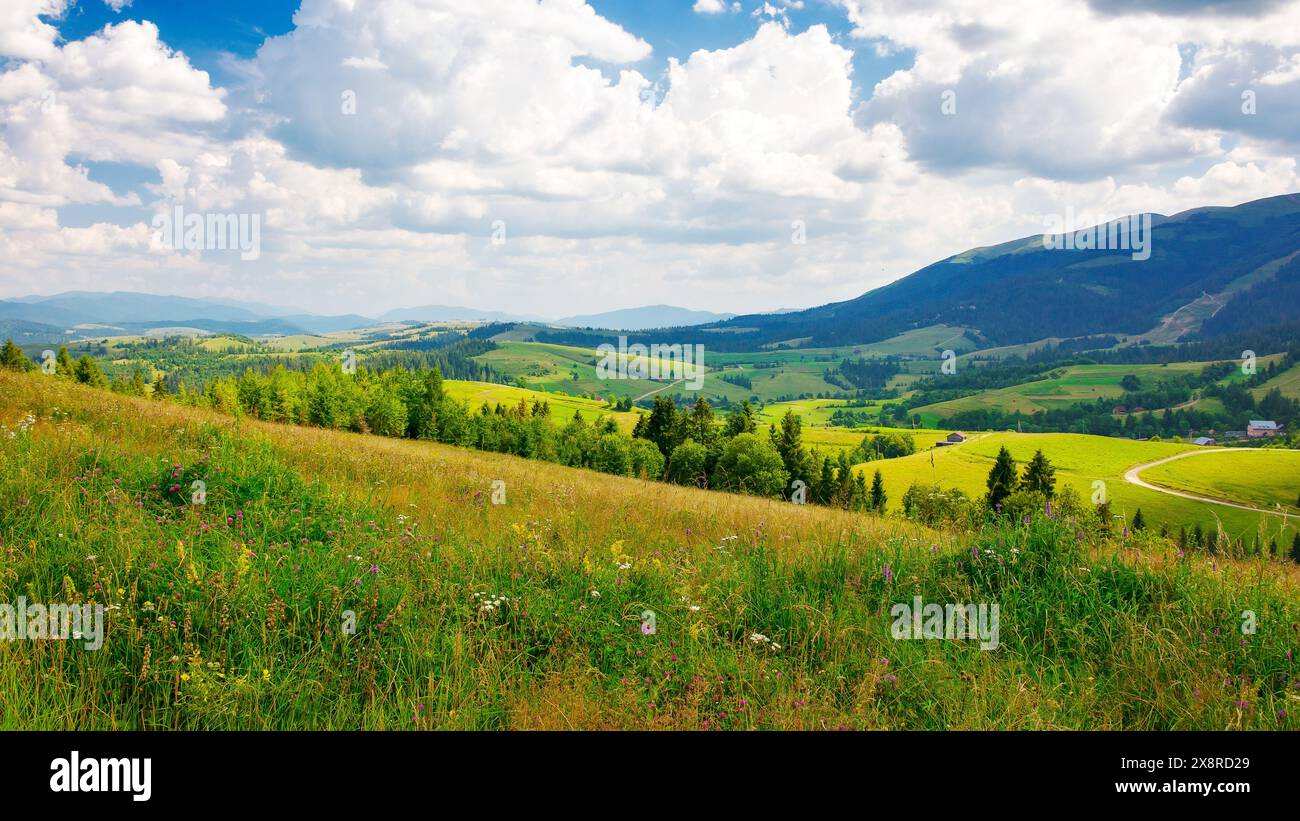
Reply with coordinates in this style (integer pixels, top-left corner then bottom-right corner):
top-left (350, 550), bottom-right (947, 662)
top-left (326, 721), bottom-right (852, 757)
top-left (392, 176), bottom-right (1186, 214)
top-left (859, 432), bottom-right (1297, 542)
top-left (2, 371), bottom-right (1299, 730)
top-left (1140, 450), bottom-right (1300, 514)
top-left (441, 379), bottom-right (642, 433)
top-left (913, 362), bottom-right (1211, 423)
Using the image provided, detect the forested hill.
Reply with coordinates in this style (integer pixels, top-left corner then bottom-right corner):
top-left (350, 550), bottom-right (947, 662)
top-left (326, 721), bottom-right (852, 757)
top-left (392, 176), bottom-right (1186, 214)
top-left (538, 194), bottom-right (1300, 352)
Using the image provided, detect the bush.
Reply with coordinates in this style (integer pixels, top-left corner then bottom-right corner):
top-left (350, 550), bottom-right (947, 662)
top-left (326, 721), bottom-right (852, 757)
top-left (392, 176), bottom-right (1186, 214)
top-left (666, 439), bottom-right (709, 487)
top-left (715, 432), bottom-right (787, 497)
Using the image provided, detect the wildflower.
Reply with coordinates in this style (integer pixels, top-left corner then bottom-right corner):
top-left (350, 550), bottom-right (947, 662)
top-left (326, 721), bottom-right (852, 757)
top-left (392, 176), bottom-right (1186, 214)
top-left (262, 669), bottom-right (270, 682)
top-left (590, 590), bottom-right (601, 598)
top-left (882, 564), bottom-right (893, 583)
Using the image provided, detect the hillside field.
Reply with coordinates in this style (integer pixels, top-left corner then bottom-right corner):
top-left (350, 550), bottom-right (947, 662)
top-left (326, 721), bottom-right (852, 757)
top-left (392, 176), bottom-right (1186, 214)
top-left (1140, 450), bottom-right (1300, 515)
top-left (913, 363), bottom-right (1214, 424)
top-left (859, 432), bottom-right (1297, 541)
top-left (441, 379), bottom-right (641, 433)
top-left (3, 371), bottom-right (1299, 730)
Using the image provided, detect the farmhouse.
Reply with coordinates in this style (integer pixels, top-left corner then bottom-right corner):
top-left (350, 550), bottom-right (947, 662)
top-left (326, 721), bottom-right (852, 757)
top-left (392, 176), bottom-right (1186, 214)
top-left (1247, 420), bottom-right (1281, 438)
top-left (1193, 436), bottom-right (1215, 446)
top-left (936, 431), bottom-right (967, 447)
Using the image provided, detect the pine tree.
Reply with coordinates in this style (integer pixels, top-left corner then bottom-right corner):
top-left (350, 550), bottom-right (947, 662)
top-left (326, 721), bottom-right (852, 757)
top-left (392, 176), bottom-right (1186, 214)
top-left (645, 396), bottom-right (680, 457)
top-left (772, 410), bottom-right (810, 484)
top-left (73, 355), bottom-right (107, 388)
top-left (724, 400), bottom-right (757, 437)
top-left (684, 396), bottom-right (717, 449)
top-left (55, 346), bottom-right (75, 377)
top-left (1020, 449), bottom-right (1056, 498)
top-left (834, 450), bottom-right (854, 509)
top-left (985, 446), bottom-right (1018, 510)
top-left (869, 469), bottom-right (887, 512)
top-left (1131, 508), bottom-right (1145, 531)
top-left (852, 472), bottom-right (868, 511)
top-left (817, 454), bottom-right (835, 505)
top-left (151, 373), bottom-right (168, 399)
top-left (0, 339), bottom-right (33, 372)
top-left (425, 366), bottom-right (444, 403)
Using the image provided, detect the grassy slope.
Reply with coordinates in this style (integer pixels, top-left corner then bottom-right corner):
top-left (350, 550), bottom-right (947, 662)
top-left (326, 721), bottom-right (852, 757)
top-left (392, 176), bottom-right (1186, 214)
top-left (1253, 361), bottom-right (1300, 401)
top-left (441, 379), bottom-right (641, 433)
top-left (914, 363), bottom-right (1211, 423)
top-left (1140, 450), bottom-right (1300, 514)
top-left (859, 432), bottom-right (1296, 541)
top-left (1, 371), bottom-right (1298, 730)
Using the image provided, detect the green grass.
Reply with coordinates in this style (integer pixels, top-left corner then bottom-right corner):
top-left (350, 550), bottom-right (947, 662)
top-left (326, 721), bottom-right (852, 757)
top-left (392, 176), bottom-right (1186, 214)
top-left (915, 362), bottom-right (1215, 422)
top-left (2, 371), bottom-right (1298, 730)
top-left (1140, 450), bottom-right (1300, 514)
top-left (476, 330), bottom-right (977, 406)
top-left (442, 379), bottom-right (641, 433)
top-left (1254, 361), bottom-right (1300, 401)
top-left (859, 432), bottom-right (1296, 541)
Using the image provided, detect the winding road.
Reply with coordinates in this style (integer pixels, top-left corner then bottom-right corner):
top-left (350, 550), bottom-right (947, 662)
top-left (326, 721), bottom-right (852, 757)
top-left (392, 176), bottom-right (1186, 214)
top-left (1123, 447), bottom-right (1295, 518)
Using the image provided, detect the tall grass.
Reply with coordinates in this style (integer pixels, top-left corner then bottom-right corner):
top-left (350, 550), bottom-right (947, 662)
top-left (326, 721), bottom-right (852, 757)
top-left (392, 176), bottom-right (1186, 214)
top-left (1, 372), bottom-right (1296, 729)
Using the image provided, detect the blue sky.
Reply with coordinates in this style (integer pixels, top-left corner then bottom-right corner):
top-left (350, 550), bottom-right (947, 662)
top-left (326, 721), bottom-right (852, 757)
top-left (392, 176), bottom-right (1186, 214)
top-left (54, 0), bottom-right (912, 100)
top-left (2, 0), bottom-right (1297, 317)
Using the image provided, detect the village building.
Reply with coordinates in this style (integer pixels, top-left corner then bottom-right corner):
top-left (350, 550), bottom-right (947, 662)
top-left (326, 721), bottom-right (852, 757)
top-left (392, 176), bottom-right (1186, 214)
top-left (1247, 420), bottom-right (1281, 438)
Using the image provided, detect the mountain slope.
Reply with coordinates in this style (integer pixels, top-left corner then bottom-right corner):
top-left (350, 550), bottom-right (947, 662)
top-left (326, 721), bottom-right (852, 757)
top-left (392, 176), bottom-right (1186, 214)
top-left (0, 291), bottom-right (377, 336)
top-left (681, 193), bottom-right (1300, 350)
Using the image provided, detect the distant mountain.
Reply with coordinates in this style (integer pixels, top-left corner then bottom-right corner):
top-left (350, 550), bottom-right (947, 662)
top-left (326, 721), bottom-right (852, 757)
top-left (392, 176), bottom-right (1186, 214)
top-left (0, 300), bottom-right (90, 327)
top-left (0, 291), bottom-right (377, 336)
top-left (672, 193), bottom-right (1300, 350)
top-left (3, 291), bottom-right (267, 324)
top-left (0, 319), bottom-right (83, 346)
top-left (280, 314), bottom-right (379, 334)
top-left (380, 305), bottom-right (544, 323)
top-left (554, 304), bottom-right (735, 330)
